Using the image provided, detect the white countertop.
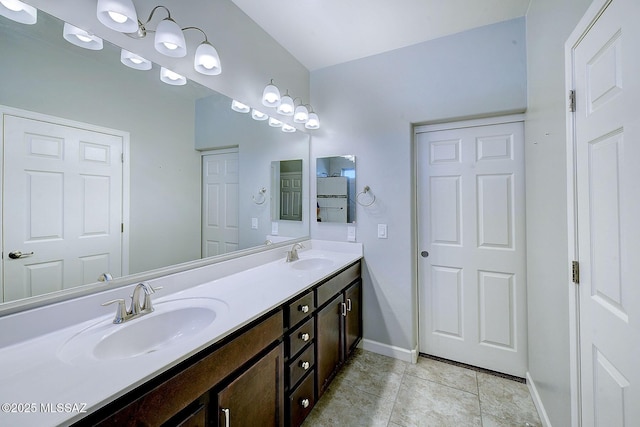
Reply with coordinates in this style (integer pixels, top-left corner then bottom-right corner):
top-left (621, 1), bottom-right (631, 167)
top-left (0, 240), bottom-right (362, 426)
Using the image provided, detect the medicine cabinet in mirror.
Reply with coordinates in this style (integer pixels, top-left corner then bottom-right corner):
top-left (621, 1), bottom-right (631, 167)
top-left (316, 156), bottom-right (356, 223)
top-left (0, 8), bottom-right (309, 310)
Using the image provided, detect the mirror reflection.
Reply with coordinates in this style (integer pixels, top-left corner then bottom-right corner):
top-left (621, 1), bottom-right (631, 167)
top-left (316, 156), bottom-right (356, 223)
top-left (271, 160), bottom-right (303, 222)
top-left (0, 9), bottom-right (309, 305)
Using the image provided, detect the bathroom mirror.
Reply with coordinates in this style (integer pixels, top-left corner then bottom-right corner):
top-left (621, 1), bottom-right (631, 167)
top-left (0, 10), bottom-right (309, 308)
top-left (316, 156), bottom-right (356, 223)
top-left (271, 159), bottom-right (304, 222)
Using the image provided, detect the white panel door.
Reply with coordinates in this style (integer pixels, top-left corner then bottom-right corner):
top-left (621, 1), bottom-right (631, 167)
top-left (280, 172), bottom-right (302, 221)
top-left (202, 151), bottom-right (239, 257)
top-left (417, 119), bottom-right (527, 376)
top-left (3, 115), bottom-right (123, 302)
top-left (571, 0), bottom-right (640, 423)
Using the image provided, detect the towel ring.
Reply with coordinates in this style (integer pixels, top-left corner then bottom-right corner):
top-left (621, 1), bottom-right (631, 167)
top-left (356, 186), bottom-right (376, 207)
top-left (252, 187), bottom-right (267, 205)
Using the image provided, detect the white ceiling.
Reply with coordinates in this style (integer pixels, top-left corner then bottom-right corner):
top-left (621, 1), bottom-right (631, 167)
top-left (231, 0), bottom-right (531, 71)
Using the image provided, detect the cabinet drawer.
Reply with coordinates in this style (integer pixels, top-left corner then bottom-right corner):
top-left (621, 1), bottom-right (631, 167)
top-left (288, 343), bottom-right (314, 388)
top-left (289, 369), bottom-right (315, 427)
top-left (287, 291), bottom-right (314, 328)
top-left (287, 317), bottom-right (314, 357)
top-left (316, 261), bottom-right (361, 307)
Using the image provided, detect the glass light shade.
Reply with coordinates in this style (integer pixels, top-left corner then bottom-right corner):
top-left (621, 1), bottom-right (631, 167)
top-left (231, 100), bottom-right (250, 113)
top-left (293, 105), bottom-right (309, 123)
top-left (305, 112), bottom-right (320, 129)
top-left (276, 94), bottom-right (294, 116)
top-left (251, 109), bottom-right (268, 121)
top-left (262, 83), bottom-right (280, 108)
top-left (120, 49), bottom-right (151, 70)
top-left (63, 23), bottom-right (103, 50)
top-left (282, 124), bottom-right (296, 133)
top-left (0, 0), bottom-right (36, 24)
top-left (96, 0), bottom-right (138, 33)
top-left (194, 42), bottom-right (221, 75)
top-left (268, 117), bottom-right (283, 128)
top-left (154, 18), bottom-right (186, 57)
top-left (160, 67), bottom-right (186, 85)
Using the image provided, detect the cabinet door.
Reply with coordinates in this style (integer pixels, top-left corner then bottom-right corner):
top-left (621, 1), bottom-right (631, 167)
top-left (344, 280), bottom-right (362, 358)
top-left (217, 344), bottom-right (284, 427)
top-left (315, 293), bottom-right (343, 398)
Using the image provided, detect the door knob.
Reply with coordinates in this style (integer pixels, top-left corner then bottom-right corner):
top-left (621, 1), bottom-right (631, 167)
top-left (420, 251), bottom-right (429, 258)
top-left (8, 250), bottom-right (34, 259)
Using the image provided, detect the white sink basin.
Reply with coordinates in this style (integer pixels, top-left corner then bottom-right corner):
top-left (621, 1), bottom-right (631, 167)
top-left (290, 258), bottom-right (334, 271)
top-left (58, 297), bottom-right (228, 364)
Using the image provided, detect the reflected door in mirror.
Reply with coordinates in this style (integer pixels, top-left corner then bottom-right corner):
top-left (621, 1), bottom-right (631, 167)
top-left (3, 114), bottom-right (124, 302)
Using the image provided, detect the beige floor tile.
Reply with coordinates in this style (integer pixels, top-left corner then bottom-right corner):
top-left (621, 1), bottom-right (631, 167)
top-left (482, 412), bottom-right (542, 427)
top-left (302, 382), bottom-right (394, 427)
top-left (405, 357), bottom-right (478, 395)
top-left (389, 374), bottom-right (482, 427)
top-left (477, 372), bottom-right (541, 426)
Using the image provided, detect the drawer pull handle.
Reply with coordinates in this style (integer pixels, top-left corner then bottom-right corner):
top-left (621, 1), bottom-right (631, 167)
top-left (300, 398), bottom-right (310, 408)
top-left (299, 332), bottom-right (310, 342)
top-left (299, 304), bottom-right (309, 313)
top-left (300, 360), bottom-right (310, 370)
top-left (341, 302), bottom-right (347, 317)
top-left (347, 298), bottom-right (352, 312)
top-left (222, 408), bottom-right (230, 427)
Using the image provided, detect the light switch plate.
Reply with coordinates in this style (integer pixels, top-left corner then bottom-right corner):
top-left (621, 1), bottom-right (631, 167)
top-left (271, 222), bottom-right (279, 235)
top-left (347, 225), bottom-right (356, 242)
top-left (251, 218), bottom-right (258, 229)
top-left (378, 224), bottom-right (388, 239)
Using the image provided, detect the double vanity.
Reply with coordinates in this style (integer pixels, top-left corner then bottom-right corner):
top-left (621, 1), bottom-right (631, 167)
top-left (0, 240), bottom-right (363, 426)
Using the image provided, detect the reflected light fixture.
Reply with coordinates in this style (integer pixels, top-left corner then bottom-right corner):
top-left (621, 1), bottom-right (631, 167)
top-left (120, 49), bottom-right (151, 70)
top-left (251, 109), bottom-right (268, 121)
top-left (160, 67), bottom-right (186, 85)
top-left (268, 117), bottom-right (283, 128)
top-left (282, 124), bottom-right (296, 133)
top-left (0, 0), bottom-right (37, 24)
top-left (262, 80), bottom-right (281, 107)
top-left (97, 0), bottom-right (138, 33)
top-left (63, 23), bottom-right (103, 50)
top-left (276, 90), bottom-right (294, 116)
top-left (231, 100), bottom-right (250, 113)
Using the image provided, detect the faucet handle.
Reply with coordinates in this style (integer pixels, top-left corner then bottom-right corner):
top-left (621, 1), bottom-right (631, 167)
top-left (102, 299), bottom-right (128, 324)
top-left (140, 285), bottom-right (162, 312)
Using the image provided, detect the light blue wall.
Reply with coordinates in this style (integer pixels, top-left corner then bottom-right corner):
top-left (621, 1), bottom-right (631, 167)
top-left (525, 0), bottom-right (592, 425)
top-left (309, 18), bottom-right (527, 351)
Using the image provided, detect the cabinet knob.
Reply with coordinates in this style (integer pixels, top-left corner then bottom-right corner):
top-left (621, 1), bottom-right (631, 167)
top-left (299, 332), bottom-right (310, 342)
top-left (299, 360), bottom-right (310, 370)
top-left (299, 304), bottom-right (309, 313)
top-left (300, 398), bottom-right (310, 409)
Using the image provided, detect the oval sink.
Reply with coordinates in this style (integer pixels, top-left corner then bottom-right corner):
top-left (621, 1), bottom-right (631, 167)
top-left (290, 258), bottom-right (334, 271)
top-left (58, 297), bottom-right (228, 364)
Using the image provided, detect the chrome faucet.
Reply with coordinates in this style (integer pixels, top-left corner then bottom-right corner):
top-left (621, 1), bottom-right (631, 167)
top-left (102, 282), bottom-right (162, 324)
top-left (286, 242), bottom-right (304, 262)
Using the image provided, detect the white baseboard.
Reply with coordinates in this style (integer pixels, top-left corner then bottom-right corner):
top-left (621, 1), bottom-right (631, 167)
top-left (360, 338), bottom-right (418, 363)
top-left (527, 371), bottom-right (552, 427)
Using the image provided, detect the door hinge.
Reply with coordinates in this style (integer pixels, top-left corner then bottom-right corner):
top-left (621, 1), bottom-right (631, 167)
top-left (121, 153), bottom-right (124, 163)
top-left (572, 260), bottom-right (580, 284)
top-left (569, 90), bottom-right (576, 112)
top-left (121, 223), bottom-right (124, 233)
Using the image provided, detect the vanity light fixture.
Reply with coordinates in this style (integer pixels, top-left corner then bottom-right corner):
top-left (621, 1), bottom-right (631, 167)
top-left (276, 90), bottom-right (295, 116)
top-left (231, 100), bottom-right (250, 113)
top-left (63, 23), bottom-right (104, 50)
top-left (192, 37), bottom-right (221, 75)
top-left (120, 49), bottom-right (151, 70)
top-left (262, 80), bottom-right (281, 107)
top-left (154, 12), bottom-right (186, 57)
top-left (97, 0), bottom-right (138, 33)
top-left (268, 117), bottom-right (283, 128)
top-left (305, 111), bottom-right (320, 130)
top-left (251, 109), bottom-right (268, 121)
top-left (293, 103), bottom-right (309, 124)
top-left (0, 0), bottom-right (37, 24)
top-left (282, 124), bottom-right (296, 133)
top-left (160, 67), bottom-right (186, 85)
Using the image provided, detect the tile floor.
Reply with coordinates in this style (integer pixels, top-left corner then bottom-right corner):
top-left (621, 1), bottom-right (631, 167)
top-left (303, 349), bottom-right (542, 427)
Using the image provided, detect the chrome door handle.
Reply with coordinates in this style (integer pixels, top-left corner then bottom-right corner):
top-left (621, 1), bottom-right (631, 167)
top-left (222, 408), bottom-right (230, 427)
top-left (8, 250), bottom-right (34, 259)
top-left (347, 298), bottom-right (352, 312)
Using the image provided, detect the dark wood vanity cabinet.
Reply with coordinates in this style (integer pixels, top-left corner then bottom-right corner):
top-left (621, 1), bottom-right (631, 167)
top-left (79, 260), bottom-right (361, 427)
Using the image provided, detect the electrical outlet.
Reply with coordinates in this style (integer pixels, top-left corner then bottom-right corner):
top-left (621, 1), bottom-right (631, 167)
top-left (271, 222), bottom-right (279, 235)
top-left (347, 225), bottom-right (356, 242)
top-left (378, 224), bottom-right (388, 239)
